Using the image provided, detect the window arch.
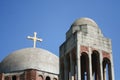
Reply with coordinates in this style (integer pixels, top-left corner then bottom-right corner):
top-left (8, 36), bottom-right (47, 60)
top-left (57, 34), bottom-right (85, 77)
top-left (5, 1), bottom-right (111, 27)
top-left (81, 52), bottom-right (90, 80)
top-left (46, 76), bottom-right (51, 80)
top-left (102, 58), bottom-right (112, 80)
top-left (92, 50), bottom-right (101, 80)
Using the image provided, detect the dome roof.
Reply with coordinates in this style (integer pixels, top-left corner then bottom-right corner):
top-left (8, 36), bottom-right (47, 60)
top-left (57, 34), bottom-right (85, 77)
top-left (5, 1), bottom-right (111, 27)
top-left (0, 48), bottom-right (59, 74)
top-left (72, 17), bottom-right (98, 27)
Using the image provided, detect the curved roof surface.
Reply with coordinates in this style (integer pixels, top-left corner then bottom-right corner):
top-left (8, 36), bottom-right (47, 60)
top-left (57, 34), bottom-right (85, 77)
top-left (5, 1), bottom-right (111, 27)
top-left (0, 48), bottom-right (59, 74)
top-left (72, 17), bottom-right (98, 27)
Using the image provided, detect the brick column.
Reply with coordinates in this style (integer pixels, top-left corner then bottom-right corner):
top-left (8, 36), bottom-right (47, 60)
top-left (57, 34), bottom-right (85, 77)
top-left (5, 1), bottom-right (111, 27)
top-left (25, 69), bottom-right (37, 80)
top-left (0, 73), bottom-right (4, 80)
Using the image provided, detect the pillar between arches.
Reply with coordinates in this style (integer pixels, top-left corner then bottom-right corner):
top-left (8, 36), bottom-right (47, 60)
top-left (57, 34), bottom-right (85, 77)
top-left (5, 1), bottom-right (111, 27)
top-left (99, 50), bottom-right (103, 80)
top-left (110, 54), bottom-right (115, 80)
top-left (76, 44), bottom-right (81, 80)
top-left (88, 46), bottom-right (92, 80)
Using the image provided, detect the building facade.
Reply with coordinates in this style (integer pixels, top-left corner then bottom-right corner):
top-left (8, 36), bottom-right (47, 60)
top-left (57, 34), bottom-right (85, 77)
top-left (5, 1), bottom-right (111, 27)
top-left (59, 18), bottom-right (115, 80)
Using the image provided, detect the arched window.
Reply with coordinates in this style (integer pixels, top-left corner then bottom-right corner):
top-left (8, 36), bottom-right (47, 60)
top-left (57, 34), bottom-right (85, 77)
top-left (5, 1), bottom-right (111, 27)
top-left (92, 50), bottom-right (101, 80)
top-left (12, 75), bottom-right (16, 80)
top-left (81, 52), bottom-right (89, 80)
top-left (102, 58), bottom-right (112, 80)
top-left (46, 76), bottom-right (51, 80)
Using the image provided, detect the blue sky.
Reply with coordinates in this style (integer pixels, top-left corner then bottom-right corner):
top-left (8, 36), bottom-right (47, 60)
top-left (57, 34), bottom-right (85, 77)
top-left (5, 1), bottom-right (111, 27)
top-left (0, 0), bottom-right (120, 79)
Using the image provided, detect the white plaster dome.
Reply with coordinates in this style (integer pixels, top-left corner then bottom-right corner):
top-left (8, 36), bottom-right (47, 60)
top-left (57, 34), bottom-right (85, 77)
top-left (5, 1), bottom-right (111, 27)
top-left (0, 48), bottom-right (59, 74)
top-left (72, 17), bottom-right (98, 27)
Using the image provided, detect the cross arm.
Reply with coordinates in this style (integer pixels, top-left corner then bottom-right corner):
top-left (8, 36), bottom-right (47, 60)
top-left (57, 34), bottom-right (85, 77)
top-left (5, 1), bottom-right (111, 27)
top-left (27, 36), bottom-right (34, 40)
top-left (36, 38), bottom-right (43, 42)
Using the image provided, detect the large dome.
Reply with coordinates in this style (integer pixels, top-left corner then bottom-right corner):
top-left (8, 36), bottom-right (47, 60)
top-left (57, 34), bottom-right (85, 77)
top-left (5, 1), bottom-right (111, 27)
top-left (72, 17), bottom-right (98, 27)
top-left (0, 48), bottom-right (59, 74)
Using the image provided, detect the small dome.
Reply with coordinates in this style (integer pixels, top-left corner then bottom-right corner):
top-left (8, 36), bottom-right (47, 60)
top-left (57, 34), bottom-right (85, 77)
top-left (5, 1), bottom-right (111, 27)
top-left (72, 17), bottom-right (98, 27)
top-left (0, 48), bottom-right (59, 74)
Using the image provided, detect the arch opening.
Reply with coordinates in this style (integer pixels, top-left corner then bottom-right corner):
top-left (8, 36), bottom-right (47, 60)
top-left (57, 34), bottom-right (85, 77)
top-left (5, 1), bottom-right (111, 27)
top-left (46, 76), bottom-right (51, 80)
top-left (81, 52), bottom-right (90, 80)
top-left (92, 51), bottom-right (101, 80)
top-left (103, 58), bottom-right (112, 80)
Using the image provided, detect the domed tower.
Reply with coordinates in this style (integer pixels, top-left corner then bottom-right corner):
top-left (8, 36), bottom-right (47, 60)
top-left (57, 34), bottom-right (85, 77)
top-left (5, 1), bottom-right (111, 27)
top-left (0, 32), bottom-right (59, 80)
top-left (59, 18), bottom-right (114, 80)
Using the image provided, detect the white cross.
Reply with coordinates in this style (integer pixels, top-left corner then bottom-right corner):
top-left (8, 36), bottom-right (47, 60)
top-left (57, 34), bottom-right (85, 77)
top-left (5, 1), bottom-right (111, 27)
top-left (27, 32), bottom-right (43, 48)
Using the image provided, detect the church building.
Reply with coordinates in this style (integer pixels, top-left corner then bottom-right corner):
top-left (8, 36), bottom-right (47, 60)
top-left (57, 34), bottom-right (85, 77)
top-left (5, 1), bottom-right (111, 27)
top-left (59, 18), bottom-right (115, 80)
top-left (0, 32), bottom-right (59, 80)
top-left (0, 17), bottom-right (114, 80)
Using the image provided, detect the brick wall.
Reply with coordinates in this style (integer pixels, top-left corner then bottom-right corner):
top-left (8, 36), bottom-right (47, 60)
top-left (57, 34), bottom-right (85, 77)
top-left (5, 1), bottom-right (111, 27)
top-left (25, 69), bottom-right (37, 80)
